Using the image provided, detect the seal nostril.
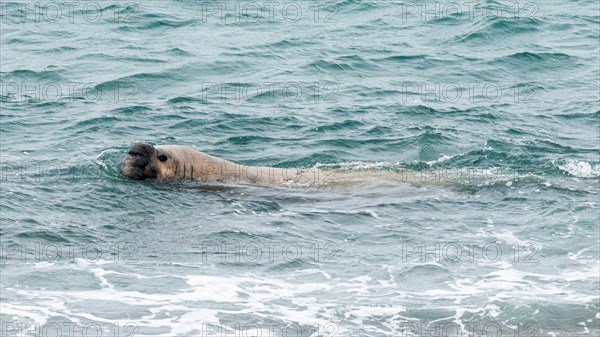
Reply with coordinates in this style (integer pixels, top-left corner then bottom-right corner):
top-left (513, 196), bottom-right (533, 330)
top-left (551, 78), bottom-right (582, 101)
top-left (128, 150), bottom-right (145, 156)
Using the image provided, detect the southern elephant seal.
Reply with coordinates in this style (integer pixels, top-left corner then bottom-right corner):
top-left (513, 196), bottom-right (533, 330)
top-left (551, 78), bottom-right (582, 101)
top-left (120, 143), bottom-right (333, 186)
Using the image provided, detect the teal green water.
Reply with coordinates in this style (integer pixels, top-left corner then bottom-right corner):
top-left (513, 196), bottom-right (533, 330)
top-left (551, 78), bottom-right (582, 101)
top-left (1, 0), bottom-right (599, 336)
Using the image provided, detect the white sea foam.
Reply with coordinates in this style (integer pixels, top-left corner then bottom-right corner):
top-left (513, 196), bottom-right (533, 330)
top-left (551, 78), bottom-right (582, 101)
top-left (424, 154), bottom-right (455, 165)
top-left (3, 252), bottom-right (598, 336)
top-left (557, 160), bottom-right (600, 178)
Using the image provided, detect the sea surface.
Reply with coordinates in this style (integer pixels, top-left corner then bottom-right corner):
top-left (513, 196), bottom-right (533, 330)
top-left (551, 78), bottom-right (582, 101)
top-left (1, 0), bottom-right (599, 336)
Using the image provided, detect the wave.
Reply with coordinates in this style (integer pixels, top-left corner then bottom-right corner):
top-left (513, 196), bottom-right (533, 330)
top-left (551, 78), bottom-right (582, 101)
top-left (455, 17), bottom-right (543, 42)
top-left (335, 0), bottom-right (383, 13)
top-left (0, 69), bottom-right (64, 82)
top-left (305, 59), bottom-right (357, 72)
top-left (166, 96), bottom-right (207, 104)
top-left (490, 51), bottom-right (576, 71)
top-left (371, 54), bottom-right (428, 63)
top-left (257, 38), bottom-right (320, 49)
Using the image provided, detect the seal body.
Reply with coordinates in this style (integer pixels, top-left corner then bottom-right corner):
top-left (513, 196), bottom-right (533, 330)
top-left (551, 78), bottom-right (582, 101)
top-left (120, 143), bottom-right (330, 186)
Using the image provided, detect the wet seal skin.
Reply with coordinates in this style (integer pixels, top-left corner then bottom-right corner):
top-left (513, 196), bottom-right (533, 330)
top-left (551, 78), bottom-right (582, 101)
top-left (120, 143), bottom-right (334, 186)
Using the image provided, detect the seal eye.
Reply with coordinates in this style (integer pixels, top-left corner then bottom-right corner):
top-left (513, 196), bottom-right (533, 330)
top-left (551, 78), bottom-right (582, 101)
top-left (157, 154), bottom-right (168, 162)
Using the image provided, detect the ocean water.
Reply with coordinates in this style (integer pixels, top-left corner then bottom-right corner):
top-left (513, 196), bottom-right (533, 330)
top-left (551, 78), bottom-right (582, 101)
top-left (1, 0), bottom-right (599, 336)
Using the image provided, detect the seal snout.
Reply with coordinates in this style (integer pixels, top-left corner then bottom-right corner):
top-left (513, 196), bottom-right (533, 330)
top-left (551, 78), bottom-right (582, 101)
top-left (120, 143), bottom-right (158, 180)
top-left (128, 143), bottom-right (156, 157)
